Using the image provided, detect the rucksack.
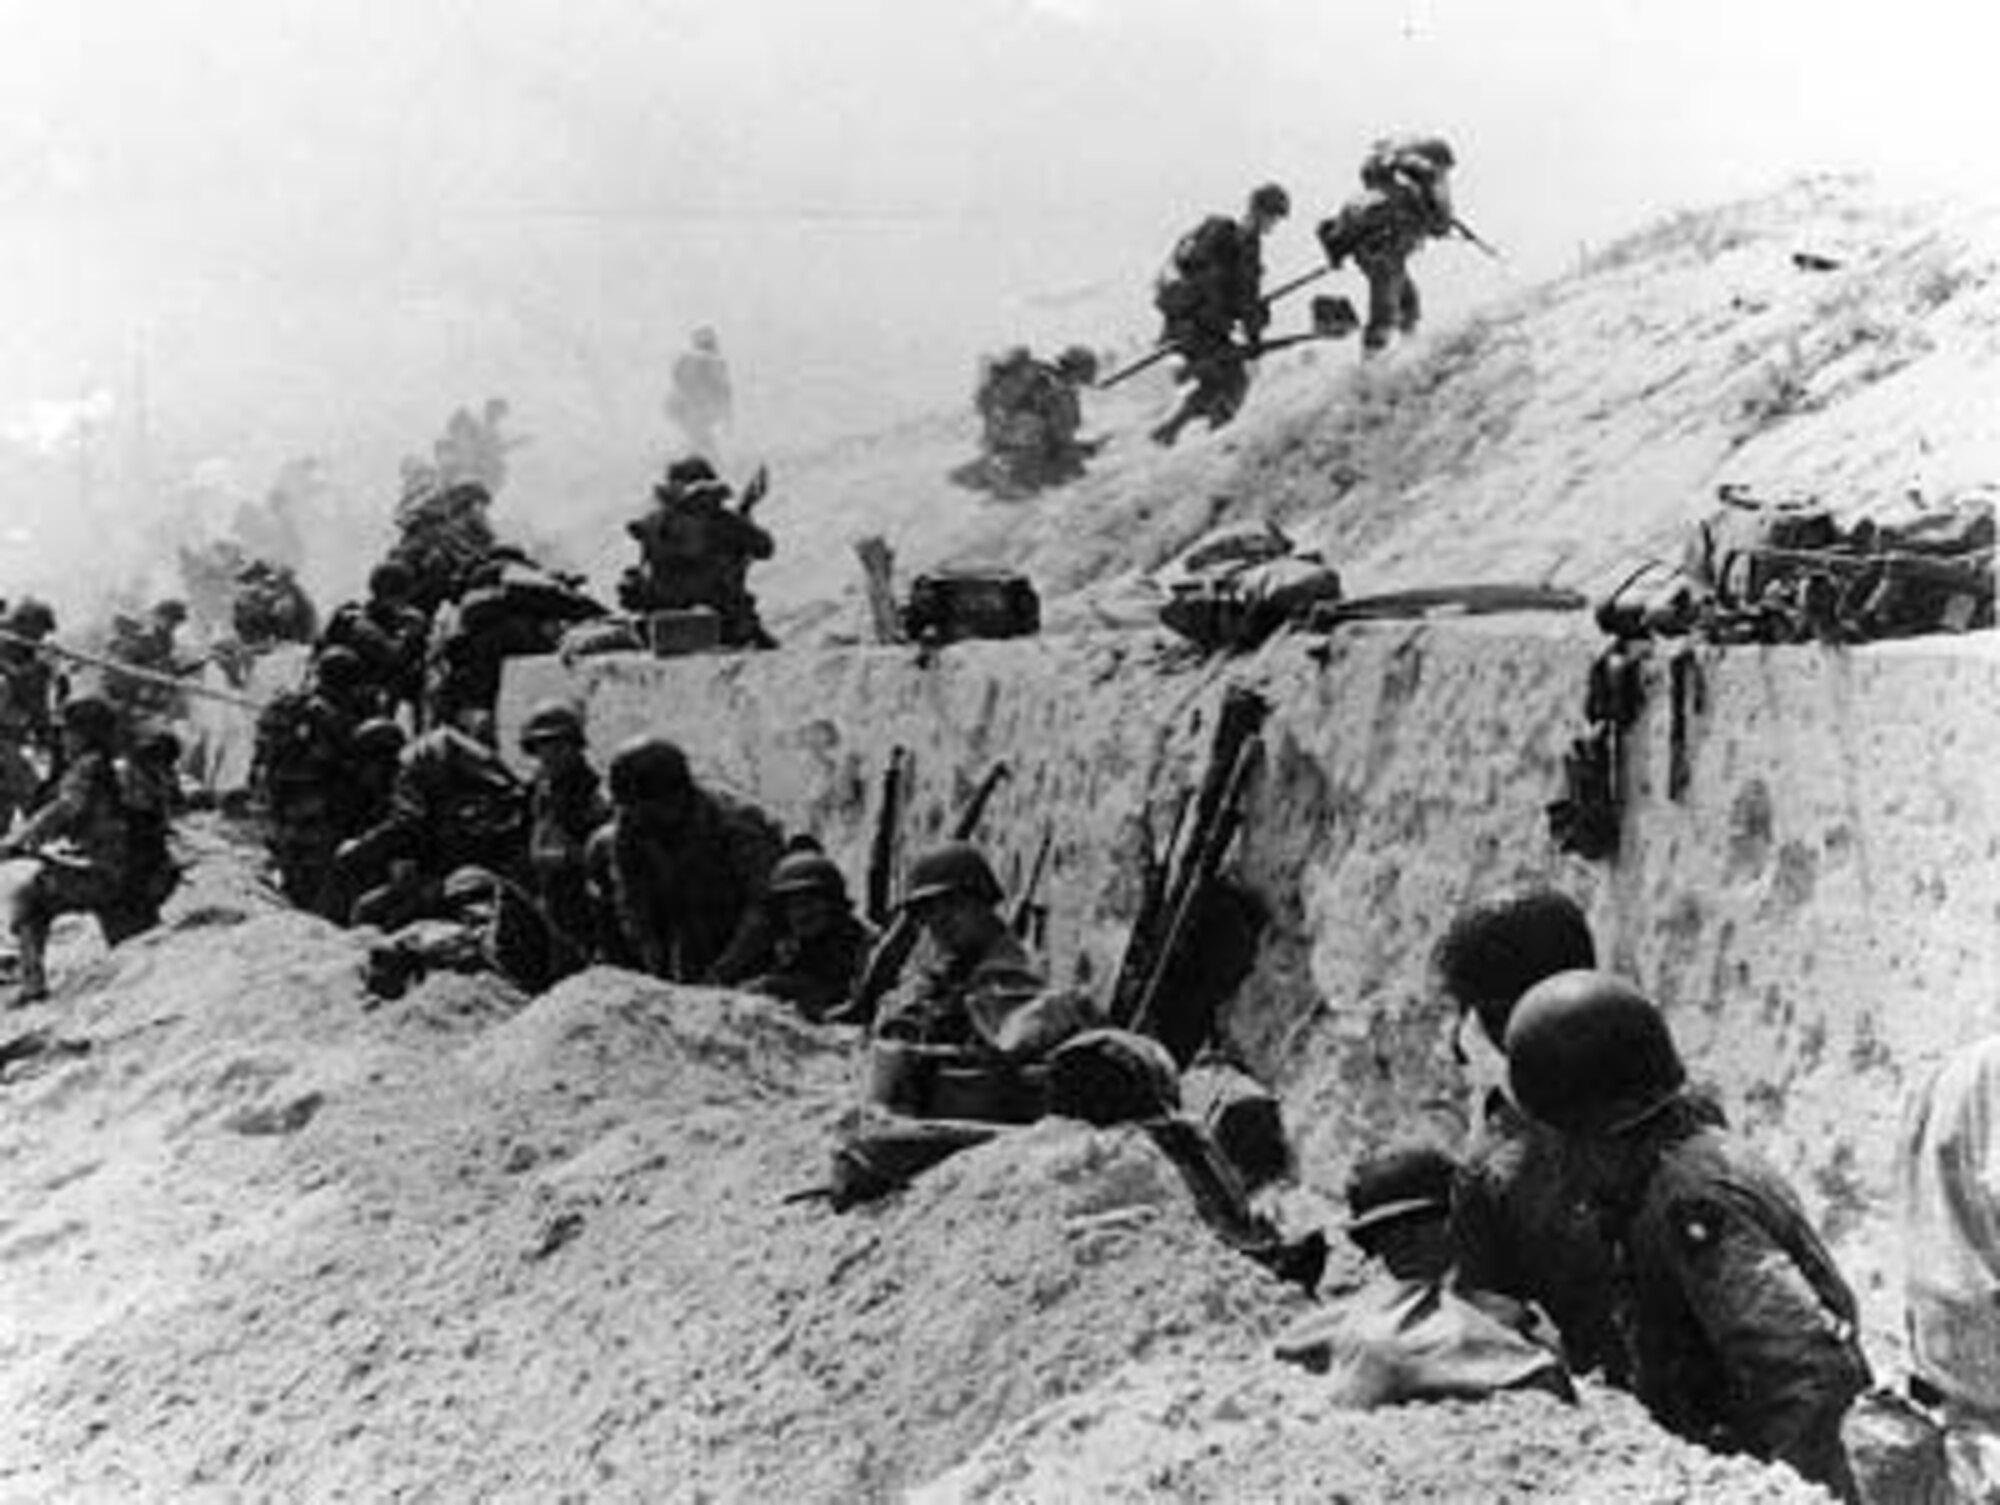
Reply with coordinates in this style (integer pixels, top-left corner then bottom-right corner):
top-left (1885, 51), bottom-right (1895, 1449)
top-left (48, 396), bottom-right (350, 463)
top-left (1154, 215), bottom-right (1240, 320)
top-left (903, 570), bottom-right (1041, 645)
top-left (1360, 134), bottom-right (1455, 191)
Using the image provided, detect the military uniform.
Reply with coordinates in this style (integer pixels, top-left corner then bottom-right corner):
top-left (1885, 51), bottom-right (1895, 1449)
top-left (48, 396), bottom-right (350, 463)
top-left (1451, 1089), bottom-right (1631, 1383)
top-left (320, 596), bottom-right (427, 718)
top-left (3, 735), bottom-right (144, 1001)
top-left (877, 923), bottom-right (1047, 1052)
top-left (1317, 181), bottom-right (1451, 354)
top-left (1607, 1124), bottom-right (1868, 1498)
top-left (975, 353), bottom-right (1087, 494)
top-left (338, 726), bottom-right (528, 930)
top-left (622, 476), bottom-right (775, 648)
top-left (746, 910), bottom-right (877, 1021)
top-left (0, 639), bottom-right (54, 834)
top-left (526, 753), bottom-right (609, 977)
top-left (253, 687), bottom-right (362, 914)
top-left (591, 787), bottom-right (783, 985)
top-left (1153, 214), bottom-right (1268, 443)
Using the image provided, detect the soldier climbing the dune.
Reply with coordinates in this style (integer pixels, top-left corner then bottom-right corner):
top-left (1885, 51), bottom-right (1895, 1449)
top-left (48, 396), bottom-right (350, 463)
top-left (1149, 182), bottom-right (1290, 447)
top-left (620, 457), bottom-right (777, 649)
top-left (1316, 135), bottom-right (1458, 356)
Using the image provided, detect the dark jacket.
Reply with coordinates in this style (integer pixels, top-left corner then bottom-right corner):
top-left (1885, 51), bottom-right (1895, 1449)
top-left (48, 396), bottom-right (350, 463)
top-left (1612, 1123), bottom-right (1868, 1499)
top-left (594, 789), bottom-right (783, 985)
top-left (879, 922), bottom-right (1047, 1053)
top-left (1452, 1089), bottom-right (1630, 1381)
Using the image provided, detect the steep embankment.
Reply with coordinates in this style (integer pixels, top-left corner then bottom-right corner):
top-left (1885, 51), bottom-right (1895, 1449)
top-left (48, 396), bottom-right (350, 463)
top-left (748, 176), bottom-right (2000, 639)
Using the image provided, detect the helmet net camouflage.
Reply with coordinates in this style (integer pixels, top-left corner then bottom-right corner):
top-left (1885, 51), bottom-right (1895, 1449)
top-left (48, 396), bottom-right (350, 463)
top-left (1504, 970), bottom-right (1686, 1136)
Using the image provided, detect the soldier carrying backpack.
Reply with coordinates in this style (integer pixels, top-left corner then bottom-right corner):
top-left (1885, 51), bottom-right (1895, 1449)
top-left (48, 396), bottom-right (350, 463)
top-left (1149, 182), bottom-right (1290, 447)
top-left (1317, 134), bottom-right (1458, 355)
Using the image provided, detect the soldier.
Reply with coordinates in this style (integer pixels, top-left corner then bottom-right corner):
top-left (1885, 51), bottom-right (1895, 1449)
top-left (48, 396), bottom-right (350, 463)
top-left (1898, 1034), bottom-right (2000, 1498)
top-left (390, 480), bottom-right (498, 617)
top-left (518, 701), bottom-right (608, 980)
top-left (231, 560), bottom-right (319, 649)
top-left (0, 597), bottom-right (58, 835)
top-left (874, 841), bottom-right (1048, 1052)
top-left (1149, 182), bottom-right (1290, 447)
top-left (250, 647), bottom-right (370, 915)
top-left (1436, 887), bottom-right (1629, 1382)
top-left (971, 345), bottom-right (1098, 495)
top-left (620, 457), bottom-right (776, 649)
top-left (319, 561), bottom-right (428, 720)
top-left (1274, 1143), bottom-right (1574, 1406)
top-left (0, 697), bottom-right (146, 1003)
top-left (588, 736), bottom-right (783, 985)
top-left (1316, 135), bottom-right (1456, 355)
top-left (106, 600), bottom-right (193, 722)
top-left (117, 727), bottom-right (183, 929)
top-left (1505, 971), bottom-right (1868, 1499)
top-left (742, 849), bottom-right (877, 1021)
top-left (333, 714), bottom-right (529, 933)
top-left (666, 326), bottom-right (734, 463)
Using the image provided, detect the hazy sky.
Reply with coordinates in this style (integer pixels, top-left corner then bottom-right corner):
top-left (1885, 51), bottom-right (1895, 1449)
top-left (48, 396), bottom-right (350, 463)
top-left (0, 0), bottom-right (1994, 595)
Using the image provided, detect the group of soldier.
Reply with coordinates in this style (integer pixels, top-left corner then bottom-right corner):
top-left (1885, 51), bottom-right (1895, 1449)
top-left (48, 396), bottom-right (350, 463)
top-left (966, 132), bottom-right (1464, 489)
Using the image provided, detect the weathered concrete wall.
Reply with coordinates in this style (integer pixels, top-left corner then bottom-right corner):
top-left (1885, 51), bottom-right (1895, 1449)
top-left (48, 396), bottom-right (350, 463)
top-left (504, 625), bottom-right (2000, 1345)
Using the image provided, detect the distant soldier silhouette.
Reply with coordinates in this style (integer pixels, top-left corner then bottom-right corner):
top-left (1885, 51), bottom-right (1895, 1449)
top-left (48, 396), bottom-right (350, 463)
top-left (667, 327), bottom-right (734, 464)
top-left (1317, 135), bottom-right (1457, 355)
top-left (967, 345), bottom-right (1099, 496)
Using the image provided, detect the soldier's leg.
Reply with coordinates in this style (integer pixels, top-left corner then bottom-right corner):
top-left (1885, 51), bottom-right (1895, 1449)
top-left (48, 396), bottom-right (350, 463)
top-left (1361, 263), bottom-right (1397, 353)
top-left (1201, 355), bottom-right (1252, 429)
top-left (1397, 272), bottom-right (1422, 335)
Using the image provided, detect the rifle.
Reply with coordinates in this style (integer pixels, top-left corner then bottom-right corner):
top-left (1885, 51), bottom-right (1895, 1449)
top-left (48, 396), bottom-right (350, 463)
top-left (1008, 819), bottom-right (1055, 946)
top-left (737, 463), bottom-right (771, 516)
top-left (0, 625), bottom-right (267, 713)
top-left (1096, 325), bottom-right (1345, 394)
top-left (1450, 216), bottom-right (1502, 261)
top-left (1260, 265), bottom-right (1332, 311)
top-left (838, 759), bottom-right (1012, 1023)
top-left (1128, 730), bottom-right (1263, 1043)
top-left (1111, 686), bottom-right (1270, 1026)
top-left (865, 746), bottom-right (910, 928)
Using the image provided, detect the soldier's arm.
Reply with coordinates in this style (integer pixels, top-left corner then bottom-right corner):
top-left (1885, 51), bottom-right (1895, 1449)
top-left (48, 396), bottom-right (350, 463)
top-left (3, 757), bottom-right (92, 852)
top-left (703, 813), bottom-right (785, 985)
top-left (1667, 1198), bottom-right (1866, 1487)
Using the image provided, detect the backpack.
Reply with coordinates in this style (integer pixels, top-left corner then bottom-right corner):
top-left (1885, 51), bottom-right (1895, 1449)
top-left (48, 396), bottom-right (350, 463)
top-left (1360, 134), bottom-right (1455, 191)
top-left (1154, 215), bottom-right (1240, 320)
top-left (903, 570), bottom-right (1041, 645)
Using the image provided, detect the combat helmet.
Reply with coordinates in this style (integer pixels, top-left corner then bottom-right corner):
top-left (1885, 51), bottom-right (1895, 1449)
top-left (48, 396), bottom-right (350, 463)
top-left (1248, 182), bottom-right (1291, 221)
top-left (58, 694), bottom-right (118, 745)
top-left (767, 851), bottom-right (849, 903)
top-left (607, 736), bottom-right (692, 806)
top-left (1504, 970), bottom-right (1686, 1137)
top-left (519, 700), bottom-right (585, 751)
top-left (1431, 886), bottom-right (1596, 1048)
top-left (7, 596), bottom-right (55, 637)
top-left (901, 841), bottom-right (1004, 910)
top-left (1343, 1143), bottom-right (1457, 1238)
top-left (1055, 345), bottom-right (1100, 384)
top-left (312, 645), bottom-right (367, 693)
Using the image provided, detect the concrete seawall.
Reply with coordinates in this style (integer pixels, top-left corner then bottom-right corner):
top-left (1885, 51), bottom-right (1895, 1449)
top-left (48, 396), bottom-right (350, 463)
top-left (504, 624), bottom-right (2000, 1343)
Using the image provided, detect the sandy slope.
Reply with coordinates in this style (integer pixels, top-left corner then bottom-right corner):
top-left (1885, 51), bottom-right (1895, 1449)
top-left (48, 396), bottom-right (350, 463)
top-left (0, 829), bottom-right (1825, 1502)
top-left (733, 176), bottom-right (1998, 644)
